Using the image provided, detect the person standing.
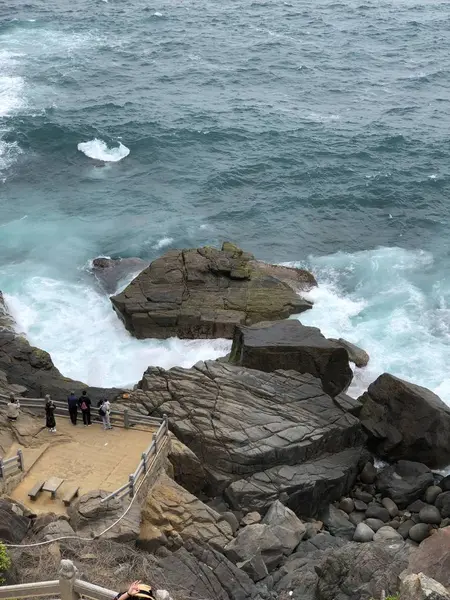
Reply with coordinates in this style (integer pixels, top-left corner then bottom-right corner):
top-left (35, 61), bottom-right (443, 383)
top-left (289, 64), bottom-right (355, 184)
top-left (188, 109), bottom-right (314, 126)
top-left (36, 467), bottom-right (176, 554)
top-left (99, 398), bottom-right (112, 430)
top-left (79, 390), bottom-right (92, 426)
top-left (6, 393), bottom-right (20, 422)
top-left (45, 394), bottom-right (56, 432)
top-left (67, 391), bottom-right (78, 425)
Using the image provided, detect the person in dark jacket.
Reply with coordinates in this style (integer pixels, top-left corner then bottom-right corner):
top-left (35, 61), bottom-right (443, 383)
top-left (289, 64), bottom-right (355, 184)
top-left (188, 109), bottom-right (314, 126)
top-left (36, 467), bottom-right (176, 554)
top-left (67, 391), bottom-right (78, 425)
top-left (79, 390), bottom-right (92, 426)
top-left (45, 394), bottom-right (56, 432)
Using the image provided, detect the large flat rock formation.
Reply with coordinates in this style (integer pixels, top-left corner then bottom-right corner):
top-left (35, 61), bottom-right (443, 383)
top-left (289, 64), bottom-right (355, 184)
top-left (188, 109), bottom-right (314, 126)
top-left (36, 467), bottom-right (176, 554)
top-left (110, 243), bottom-right (316, 339)
top-left (120, 361), bottom-right (366, 516)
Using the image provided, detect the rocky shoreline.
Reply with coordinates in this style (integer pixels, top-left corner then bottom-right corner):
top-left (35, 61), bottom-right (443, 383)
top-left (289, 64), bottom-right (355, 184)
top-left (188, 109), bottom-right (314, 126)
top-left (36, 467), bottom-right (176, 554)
top-left (1, 243), bottom-right (450, 600)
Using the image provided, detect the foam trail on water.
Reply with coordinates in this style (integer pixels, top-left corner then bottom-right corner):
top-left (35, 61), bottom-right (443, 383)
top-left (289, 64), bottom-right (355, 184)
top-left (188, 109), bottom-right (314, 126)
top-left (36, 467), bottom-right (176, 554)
top-left (77, 139), bottom-right (130, 162)
top-left (5, 278), bottom-right (231, 388)
top-left (285, 246), bottom-right (450, 406)
top-left (153, 237), bottom-right (174, 250)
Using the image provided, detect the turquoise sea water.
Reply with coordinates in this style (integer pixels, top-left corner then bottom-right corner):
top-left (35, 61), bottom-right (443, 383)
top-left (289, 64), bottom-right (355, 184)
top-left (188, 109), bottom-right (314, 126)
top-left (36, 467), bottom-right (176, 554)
top-left (1, 0), bottom-right (450, 399)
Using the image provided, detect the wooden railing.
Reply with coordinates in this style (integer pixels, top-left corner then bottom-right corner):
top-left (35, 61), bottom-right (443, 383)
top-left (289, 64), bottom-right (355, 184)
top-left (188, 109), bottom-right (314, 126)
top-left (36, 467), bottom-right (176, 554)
top-left (0, 559), bottom-right (117, 599)
top-left (101, 415), bottom-right (169, 503)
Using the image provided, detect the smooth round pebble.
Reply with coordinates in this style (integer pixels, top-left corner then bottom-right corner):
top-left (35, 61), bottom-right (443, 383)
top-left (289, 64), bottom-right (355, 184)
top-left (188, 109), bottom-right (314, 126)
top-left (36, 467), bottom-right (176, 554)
top-left (418, 505), bottom-right (441, 525)
top-left (354, 499), bottom-right (368, 512)
top-left (365, 505), bottom-right (390, 522)
top-left (360, 462), bottom-right (377, 485)
top-left (353, 490), bottom-right (374, 504)
top-left (409, 523), bottom-right (430, 543)
top-left (373, 526), bottom-right (403, 542)
top-left (339, 498), bottom-right (355, 514)
top-left (364, 518), bottom-right (384, 532)
top-left (388, 520), bottom-right (400, 529)
top-left (381, 497), bottom-right (399, 518)
top-left (349, 512), bottom-right (366, 526)
top-left (398, 519), bottom-right (415, 539)
top-left (424, 485), bottom-right (442, 505)
top-left (353, 522), bottom-right (375, 543)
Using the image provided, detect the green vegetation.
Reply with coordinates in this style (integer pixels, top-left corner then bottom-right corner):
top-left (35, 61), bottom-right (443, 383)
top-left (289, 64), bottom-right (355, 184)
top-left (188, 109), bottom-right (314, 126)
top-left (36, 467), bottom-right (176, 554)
top-left (0, 542), bottom-right (11, 584)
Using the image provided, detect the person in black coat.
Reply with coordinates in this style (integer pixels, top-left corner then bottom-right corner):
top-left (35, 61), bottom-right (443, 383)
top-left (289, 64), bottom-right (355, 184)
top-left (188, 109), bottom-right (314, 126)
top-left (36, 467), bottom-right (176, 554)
top-left (79, 390), bottom-right (92, 426)
top-left (45, 394), bottom-right (56, 432)
top-left (67, 392), bottom-right (78, 425)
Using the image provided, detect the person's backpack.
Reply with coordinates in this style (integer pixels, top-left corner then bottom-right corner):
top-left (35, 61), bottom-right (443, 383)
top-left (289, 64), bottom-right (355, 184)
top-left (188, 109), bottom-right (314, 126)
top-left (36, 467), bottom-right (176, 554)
top-left (81, 401), bottom-right (87, 411)
top-left (99, 404), bottom-right (106, 417)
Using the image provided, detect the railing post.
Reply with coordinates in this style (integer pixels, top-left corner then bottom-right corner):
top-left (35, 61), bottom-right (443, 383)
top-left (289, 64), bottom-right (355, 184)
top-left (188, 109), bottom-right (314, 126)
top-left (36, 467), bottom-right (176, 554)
top-left (0, 458), bottom-right (3, 479)
top-left (17, 449), bottom-right (24, 471)
top-left (59, 559), bottom-right (80, 600)
top-left (153, 432), bottom-right (158, 452)
top-left (142, 451), bottom-right (147, 473)
top-left (128, 473), bottom-right (135, 498)
top-left (163, 413), bottom-right (169, 434)
top-left (124, 409), bottom-right (130, 429)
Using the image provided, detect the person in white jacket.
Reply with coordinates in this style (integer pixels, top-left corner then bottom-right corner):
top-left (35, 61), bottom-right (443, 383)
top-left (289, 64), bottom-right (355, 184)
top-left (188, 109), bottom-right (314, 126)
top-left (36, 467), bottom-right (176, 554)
top-left (99, 399), bottom-right (112, 430)
top-left (6, 394), bottom-right (20, 422)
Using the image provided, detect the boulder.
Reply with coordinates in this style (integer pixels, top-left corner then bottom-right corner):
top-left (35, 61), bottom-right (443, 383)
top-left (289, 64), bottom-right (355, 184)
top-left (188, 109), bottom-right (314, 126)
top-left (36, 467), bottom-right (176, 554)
top-left (365, 505), bottom-right (390, 522)
top-left (322, 505), bottom-right (355, 540)
top-left (382, 497), bottom-right (399, 518)
top-left (237, 554), bottom-right (268, 582)
top-left (139, 473), bottom-right (233, 552)
top-left (110, 243), bottom-right (315, 340)
top-left (409, 523), bottom-right (430, 543)
top-left (419, 505), bottom-right (442, 525)
top-left (358, 373), bottom-right (450, 467)
top-left (168, 436), bottom-right (207, 495)
top-left (435, 492), bottom-right (450, 518)
top-left (127, 360), bottom-right (366, 513)
top-left (261, 500), bottom-right (306, 548)
top-left (241, 512), bottom-right (261, 527)
top-left (38, 520), bottom-right (75, 541)
top-left (400, 573), bottom-right (450, 600)
top-left (328, 338), bottom-right (370, 368)
top-left (338, 498), bottom-right (354, 514)
top-left (406, 527), bottom-right (450, 587)
top-left (359, 461), bottom-right (377, 484)
top-left (439, 475), bottom-right (450, 492)
top-left (364, 518), bottom-right (385, 532)
top-left (353, 522), bottom-right (374, 542)
top-left (68, 490), bottom-right (140, 543)
top-left (425, 486), bottom-right (443, 505)
top-left (376, 461), bottom-right (434, 508)
top-left (373, 526), bottom-right (403, 542)
top-left (230, 320), bottom-right (353, 397)
top-left (224, 523), bottom-right (291, 571)
top-left (91, 257), bottom-right (148, 294)
top-left (304, 520), bottom-right (323, 539)
top-left (0, 499), bottom-right (30, 543)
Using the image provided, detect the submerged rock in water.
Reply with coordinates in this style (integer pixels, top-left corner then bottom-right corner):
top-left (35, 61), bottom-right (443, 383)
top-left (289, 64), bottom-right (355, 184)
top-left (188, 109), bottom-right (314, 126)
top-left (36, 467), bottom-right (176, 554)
top-left (229, 320), bottom-right (353, 397)
top-left (91, 256), bottom-right (149, 294)
top-left (110, 242), bottom-right (315, 340)
top-left (358, 373), bottom-right (450, 468)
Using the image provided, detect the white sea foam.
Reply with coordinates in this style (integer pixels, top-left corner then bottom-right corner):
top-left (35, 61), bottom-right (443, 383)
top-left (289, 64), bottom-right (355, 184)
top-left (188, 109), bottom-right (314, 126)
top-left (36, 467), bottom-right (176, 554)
top-left (153, 237), bottom-right (174, 250)
top-left (77, 139), bottom-right (130, 162)
top-left (285, 246), bottom-right (450, 406)
top-left (5, 278), bottom-right (231, 388)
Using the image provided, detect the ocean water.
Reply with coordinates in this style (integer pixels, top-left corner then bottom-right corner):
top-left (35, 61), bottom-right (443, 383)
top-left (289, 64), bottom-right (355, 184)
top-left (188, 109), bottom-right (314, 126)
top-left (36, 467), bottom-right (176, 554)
top-left (1, 1), bottom-right (449, 397)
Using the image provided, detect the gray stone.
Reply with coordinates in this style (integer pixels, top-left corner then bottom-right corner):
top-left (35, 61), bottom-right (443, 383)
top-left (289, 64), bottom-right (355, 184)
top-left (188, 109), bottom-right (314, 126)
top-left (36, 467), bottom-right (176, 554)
top-left (439, 475), bottom-right (450, 492)
top-left (230, 320), bottom-right (353, 397)
top-left (409, 523), bottom-right (430, 543)
top-left (354, 499), bottom-right (368, 511)
top-left (237, 555), bottom-right (268, 582)
top-left (405, 527), bottom-right (450, 588)
top-left (425, 486), bottom-right (443, 505)
top-left (376, 461), bottom-right (434, 508)
top-left (364, 518), bottom-right (385, 532)
top-left (39, 520), bottom-right (75, 541)
top-left (261, 500), bottom-right (307, 550)
top-left (349, 512), bottom-right (366, 526)
top-left (353, 489), bottom-right (374, 504)
top-left (365, 504), bottom-right (390, 522)
top-left (360, 461), bottom-right (377, 484)
top-left (339, 498), bottom-right (354, 514)
top-left (398, 519), bottom-right (417, 539)
top-left (0, 499), bottom-right (30, 543)
top-left (221, 512), bottom-right (240, 534)
top-left (373, 526), bottom-right (403, 542)
top-left (111, 244), bottom-right (315, 340)
top-left (127, 360), bottom-right (366, 513)
top-left (240, 512), bottom-right (261, 527)
top-left (353, 522), bottom-right (374, 542)
top-left (389, 520), bottom-right (400, 529)
top-left (419, 505), bottom-right (442, 525)
top-left (358, 373), bottom-right (450, 468)
top-left (435, 492), bottom-right (450, 518)
top-left (409, 499), bottom-right (429, 513)
top-left (91, 257), bottom-right (149, 294)
top-left (382, 497), bottom-right (399, 517)
top-left (400, 572), bottom-right (450, 600)
top-left (322, 505), bottom-right (355, 540)
top-left (303, 520), bottom-right (323, 539)
top-left (328, 338), bottom-right (370, 368)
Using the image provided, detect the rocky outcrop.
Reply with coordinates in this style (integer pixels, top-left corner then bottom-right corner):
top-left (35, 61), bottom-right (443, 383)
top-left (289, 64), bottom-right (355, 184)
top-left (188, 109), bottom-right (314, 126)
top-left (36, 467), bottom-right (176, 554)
top-left (168, 436), bottom-right (207, 495)
top-left (358, 373), bottom-right (450, 468)
top-left (229, 320), bottom-right (353, 396)
top-left (0, 293), bottom-right (119, 402)
top-left (68, 490), bottom-right (141, 543)
top-left (0, 499), bottom-right (30, 543)
top-left (328, 338), bottom-right (370, 368)
top-left (405, 527), bottom-right (450, 588)
top-left (122, 360), bottom-right (366, 514)
top-left (110, 243), bottom-right (315, 340)
top-left (399, 573), bottom-right (450, 600)
top-left (91, 257), bottom-right (149, 294)
top-left (375, 460), bottom-right (434, 508)
top-left (139, 473), bottom-right (233, 552)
